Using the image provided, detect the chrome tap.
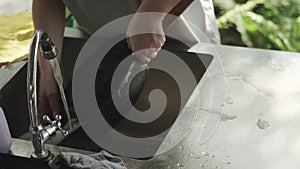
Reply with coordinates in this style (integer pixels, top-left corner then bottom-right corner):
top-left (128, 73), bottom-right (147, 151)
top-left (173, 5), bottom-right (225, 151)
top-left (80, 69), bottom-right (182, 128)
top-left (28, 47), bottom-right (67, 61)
top-left (27, 29), bottom-right (68, 159)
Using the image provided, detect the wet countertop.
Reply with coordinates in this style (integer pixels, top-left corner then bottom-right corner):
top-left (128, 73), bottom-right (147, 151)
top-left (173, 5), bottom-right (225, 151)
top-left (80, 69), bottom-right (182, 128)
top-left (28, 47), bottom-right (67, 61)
top-left (123, 44), bottom-right (300, 169)
top-left (1, 44), bottom-right (300, 169)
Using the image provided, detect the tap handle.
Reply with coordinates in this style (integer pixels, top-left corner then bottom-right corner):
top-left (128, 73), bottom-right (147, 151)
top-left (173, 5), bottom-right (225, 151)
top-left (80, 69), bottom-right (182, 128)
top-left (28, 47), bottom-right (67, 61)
top-left (42, 115), bottom-right (53, 125)
top-left (57, 126), bottom-right (69, 136)
top-left (54, 115), bottom-right (62, 122)
top-left (42, 115), bottom-right (69, 136)
top-left (55, 115), bottom-right (69, 136)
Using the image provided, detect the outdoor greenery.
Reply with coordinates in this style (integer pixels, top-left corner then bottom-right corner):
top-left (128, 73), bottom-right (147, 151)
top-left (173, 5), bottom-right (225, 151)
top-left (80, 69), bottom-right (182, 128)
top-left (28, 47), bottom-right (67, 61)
top-left (213, 0), bottom-right (300, 52)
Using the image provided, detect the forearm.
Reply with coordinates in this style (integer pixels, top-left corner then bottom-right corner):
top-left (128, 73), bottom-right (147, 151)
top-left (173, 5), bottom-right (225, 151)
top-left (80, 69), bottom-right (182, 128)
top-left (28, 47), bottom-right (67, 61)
top-left (32, 0), bottom-right (65, 76)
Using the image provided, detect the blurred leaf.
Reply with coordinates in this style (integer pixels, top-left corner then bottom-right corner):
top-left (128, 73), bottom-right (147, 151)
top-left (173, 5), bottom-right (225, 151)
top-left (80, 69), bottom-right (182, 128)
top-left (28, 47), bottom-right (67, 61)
top-left (217, 0), bottom-right (265, 29)
top-left (214, 0), bottom-right (300, 52)
top-left (242, 11), bottom-right (293, 50)
top-left (213, 0), bottom-right (235, 13)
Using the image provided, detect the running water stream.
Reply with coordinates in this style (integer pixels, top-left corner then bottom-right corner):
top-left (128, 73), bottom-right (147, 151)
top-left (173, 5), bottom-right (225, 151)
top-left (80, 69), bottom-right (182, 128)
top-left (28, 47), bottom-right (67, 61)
top-left (49, 58), bottom-right (72, 131)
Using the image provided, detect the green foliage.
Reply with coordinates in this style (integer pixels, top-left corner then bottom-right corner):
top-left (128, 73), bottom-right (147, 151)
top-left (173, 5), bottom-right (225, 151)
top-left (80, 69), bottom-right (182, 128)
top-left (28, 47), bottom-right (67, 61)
top-left (213, 0), bottom-right (300, 52)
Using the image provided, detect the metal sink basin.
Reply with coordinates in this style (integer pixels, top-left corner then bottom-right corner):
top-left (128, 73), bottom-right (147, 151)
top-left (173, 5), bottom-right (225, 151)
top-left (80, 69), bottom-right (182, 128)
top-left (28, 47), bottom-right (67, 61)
top-left (0, 31), bottom-right (213, 157)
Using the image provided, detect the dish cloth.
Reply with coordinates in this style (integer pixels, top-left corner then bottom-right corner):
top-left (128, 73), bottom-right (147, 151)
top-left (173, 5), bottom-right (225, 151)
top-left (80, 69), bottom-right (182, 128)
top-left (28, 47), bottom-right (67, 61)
top-left (0, 11), bottom-right (33, 67)
top-left (48, 150), bottom-right (127, 169)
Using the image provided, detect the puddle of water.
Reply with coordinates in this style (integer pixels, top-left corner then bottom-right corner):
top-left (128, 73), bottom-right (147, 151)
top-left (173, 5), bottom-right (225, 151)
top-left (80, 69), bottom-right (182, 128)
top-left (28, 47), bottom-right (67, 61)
top-left (226, 72), bottom-right (275, 97)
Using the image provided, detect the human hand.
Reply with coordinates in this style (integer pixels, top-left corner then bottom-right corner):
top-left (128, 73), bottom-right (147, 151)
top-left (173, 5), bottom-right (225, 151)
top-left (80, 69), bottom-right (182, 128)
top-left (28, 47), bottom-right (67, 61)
top-left (126, 13), bottom-right (166, 64)
top-left (38, 63), bottom-right (60, 125)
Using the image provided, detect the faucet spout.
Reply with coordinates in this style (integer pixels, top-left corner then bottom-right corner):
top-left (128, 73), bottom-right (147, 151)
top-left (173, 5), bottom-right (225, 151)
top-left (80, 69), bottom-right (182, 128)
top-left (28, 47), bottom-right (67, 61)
top-left (27, 29), bottom-right (43, 129)
top-left (27, 29), bottom-right (65, 159)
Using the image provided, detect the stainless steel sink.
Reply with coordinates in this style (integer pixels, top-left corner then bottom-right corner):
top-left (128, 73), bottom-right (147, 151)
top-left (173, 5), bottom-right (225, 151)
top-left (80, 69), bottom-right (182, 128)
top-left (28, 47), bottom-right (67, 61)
top-left (0, 31), bottom-right (213, 160)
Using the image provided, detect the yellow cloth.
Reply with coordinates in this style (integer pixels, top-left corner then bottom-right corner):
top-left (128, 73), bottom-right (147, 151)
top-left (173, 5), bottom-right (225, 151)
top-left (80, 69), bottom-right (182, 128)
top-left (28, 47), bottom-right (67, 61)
top-left (0, 12), bottom-right (34, 67)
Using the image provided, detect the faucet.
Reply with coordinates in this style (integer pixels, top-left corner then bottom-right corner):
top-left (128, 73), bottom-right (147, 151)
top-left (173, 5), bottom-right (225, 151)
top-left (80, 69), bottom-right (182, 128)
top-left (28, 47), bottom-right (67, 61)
top-left (27, 29), bottom-right (69, 159)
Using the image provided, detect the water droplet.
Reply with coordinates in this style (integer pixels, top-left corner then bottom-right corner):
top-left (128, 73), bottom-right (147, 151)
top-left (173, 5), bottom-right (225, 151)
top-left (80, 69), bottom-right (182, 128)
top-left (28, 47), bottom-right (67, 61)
top-left (179, 146), bottom-right (183, 150)
top-left (222, 160), bottom-right (229, 164)
top-left (190, 153), bottom-right (194, 157)
top-left (271, 62), bottom-right (282, 71)
top-left (210, 154), bottom-right (215, 158)
top-left (176, 163), bottom-right (184, 168)
top-left (202, 152), bottom-right (209, 156)
top-left (201, 124), bottom-right (206, 128)
top-left (193, 154), bottom-right (201, 159)
top-left (257, 118), bottom-right (270, 129)
top-left (220, 113), bottom-right (237, 121)
top-left (180, 154), bottom-right (183, 158)
top-left (167, 165), bottom-right (171, 169)
top-left (200, 164), bottom-right (205, 167)
top-left (226, 97), bottom-right (234, 104)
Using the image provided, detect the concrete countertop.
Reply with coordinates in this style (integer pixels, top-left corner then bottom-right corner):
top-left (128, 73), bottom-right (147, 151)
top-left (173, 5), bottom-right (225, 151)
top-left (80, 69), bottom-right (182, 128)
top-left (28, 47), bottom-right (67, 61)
top-left (122, 44), bottom-right (300, 169)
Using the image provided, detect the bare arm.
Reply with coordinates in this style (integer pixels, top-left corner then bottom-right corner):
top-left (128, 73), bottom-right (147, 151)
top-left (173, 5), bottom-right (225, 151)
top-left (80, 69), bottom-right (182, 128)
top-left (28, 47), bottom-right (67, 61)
top-left (32, 0), bottom-right (65, 75)
top-left (32, 0), bottom-right (65, 122)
